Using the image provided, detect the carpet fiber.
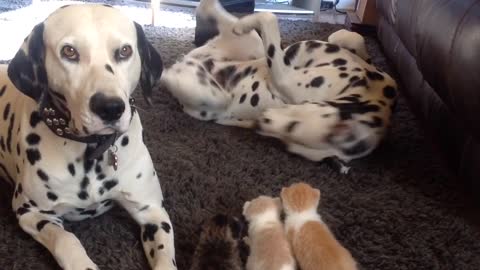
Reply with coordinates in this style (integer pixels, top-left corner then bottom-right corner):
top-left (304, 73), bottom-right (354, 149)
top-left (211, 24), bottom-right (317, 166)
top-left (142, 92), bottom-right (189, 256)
top-left (1, 3), bottom-right (480, 270)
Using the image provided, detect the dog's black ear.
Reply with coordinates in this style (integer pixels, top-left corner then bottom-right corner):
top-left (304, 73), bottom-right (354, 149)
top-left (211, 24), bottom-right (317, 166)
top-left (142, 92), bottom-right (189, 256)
top-left (7, 23), bottom-right (48, 102)
top-left (134, 22), bottom-right (163, 106)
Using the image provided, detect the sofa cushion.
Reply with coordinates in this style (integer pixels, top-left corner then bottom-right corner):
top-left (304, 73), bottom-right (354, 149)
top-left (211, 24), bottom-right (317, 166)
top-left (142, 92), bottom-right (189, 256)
top-left (387, 0), bottom-right (480, 140)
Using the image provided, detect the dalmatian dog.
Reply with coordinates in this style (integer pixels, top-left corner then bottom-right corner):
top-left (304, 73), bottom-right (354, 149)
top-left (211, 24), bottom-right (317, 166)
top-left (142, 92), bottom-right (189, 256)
top-left (0, 4), bottom-right (176, 270)
top-left (162, 0), bottom-right (398, 173)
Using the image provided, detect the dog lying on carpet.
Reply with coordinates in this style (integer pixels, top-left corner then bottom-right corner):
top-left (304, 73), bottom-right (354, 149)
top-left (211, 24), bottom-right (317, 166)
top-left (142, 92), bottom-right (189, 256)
top-left (0, 4), bottom-right (176, 270)
top-left (163, 0), bottom-right (398, 172)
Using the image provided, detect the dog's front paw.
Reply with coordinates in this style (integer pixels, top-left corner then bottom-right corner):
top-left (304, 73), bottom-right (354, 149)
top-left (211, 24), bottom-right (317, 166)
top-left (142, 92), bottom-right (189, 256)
top-left (153, 259), bottom-right (177, 270)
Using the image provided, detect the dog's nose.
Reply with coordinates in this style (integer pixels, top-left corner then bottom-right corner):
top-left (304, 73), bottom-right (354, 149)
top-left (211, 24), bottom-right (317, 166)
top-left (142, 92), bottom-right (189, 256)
top-left (89, 92), bottom-right (125, 122)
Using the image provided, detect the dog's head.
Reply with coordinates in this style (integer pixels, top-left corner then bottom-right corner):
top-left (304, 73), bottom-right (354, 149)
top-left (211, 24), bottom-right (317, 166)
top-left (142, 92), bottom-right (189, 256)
top-left (7, 4), bottom-right (163, 136)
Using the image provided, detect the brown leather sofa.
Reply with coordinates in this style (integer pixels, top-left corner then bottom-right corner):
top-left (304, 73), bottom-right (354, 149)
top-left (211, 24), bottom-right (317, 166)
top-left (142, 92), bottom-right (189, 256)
top-left (376, 0), bottom-right (480, 197)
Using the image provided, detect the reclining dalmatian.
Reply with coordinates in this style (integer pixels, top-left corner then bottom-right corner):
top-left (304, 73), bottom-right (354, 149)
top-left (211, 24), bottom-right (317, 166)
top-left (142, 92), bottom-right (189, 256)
top-left (163, 0), bottom-right (398, 173)
top-left (0, 4), bottom-right (176, 270)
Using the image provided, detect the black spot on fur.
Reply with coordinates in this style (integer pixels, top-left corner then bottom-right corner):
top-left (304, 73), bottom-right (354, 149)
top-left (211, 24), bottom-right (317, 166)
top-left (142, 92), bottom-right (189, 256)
top-left (161, 222), bottom-right (171, 233)
top-left (103, 179), bottom-right (118, 190)
top-left (239, 94), bottom-right (247, 104)
top-left (158, 244), bottom-right (164, 250)
top-left (121, 136), bottom-right (129, 146)
top-left (97, 173), bottom-right (106, 180)
top-left (3, 103), bottom-right (10, 120)
top-left (251, 81), bottom-right (259, 92)
top-left (17, 207), bottom-right (30, 216)
top-left (286, 121), bottom-right (299, 133)
top-left (284, 42), bottom-right (300, 66)
top-left (26, 133), bottom-right (41, 145)
top-left (80, 177), bottom-right (90, 189)
top-left (150, 248), bottom-right (155, 258)
top-left (47, 192), bottom-right (58, 201)
top-left (139, 205), bottom-right (150, 211)
top-left (339, 73), bottom-right (349, 78)
top-left (349, 76), bottom-right (360, 83)
top-left (200, 111), bottom-right (207, 118)
top-left (267, 44), bottom-right (275, 58)
top-left (143, 223), bottom-right (158, 242)
top-left (137, 173), bottom-right (142, 179)
top-left (383, 86), bottom-right (397, 99)
top-left (325, 43), bottom-right (340, 53)
top-left (338, 66), bottom-right (347, 71)
top-left (0, 137), bottom-right (5, 152)
top-left (29, 200), bottom-right (37, 207)
top-left (352, 78), bottom-right (368, 88)
top-left (326, 100), bottom-right (380, 120)
top-left (315, 63), bottom-right (330, 67)
top-left (250, 93), bottom-right (259, 107)
top-left (310, 76), bottom-right (325, 88)
top-left (30, 111), bottom-right (42, 128)
top-left (26, 149), bottom-right (41, 165)
top-left (366, 70), bottom-right (385, 81)
top-left (36, 220), bottom-right (50, 231)
top-left (0, 85), bottom-right (6, 96)
top-left (78, 191), bottom-right (89, 200)
top-left (215, 65), bottom-right (236, 87)
top-left (305, 40), bottom-right (322, 52)
top-left (332, 58), bottom-right (347, 66)
top-left (16, 143), bottom-right (20, 155)
top-left (304, 59), bottom-right (314, 68)
top-left (105, 64), bottom-right (114, 74)
top-left (352, 67), bottom-right (362, 72)
top-left (40, 210), bottom-right (56, 215)
top-left (6, 114), bottom-right (15, 153)
top-left (95, 164), bottom-right (102, 174)
top-left (68, 163), bottom-right (75, 176)
top-left (203, 59), bottom-right (214, 72)
top-left (37, 169), bottom-right (49, 182)
top-left (267, 58), bottom-right (272, 68)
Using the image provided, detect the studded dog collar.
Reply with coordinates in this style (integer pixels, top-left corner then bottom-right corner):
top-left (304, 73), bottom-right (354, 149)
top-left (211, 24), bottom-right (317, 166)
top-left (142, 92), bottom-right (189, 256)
top-left (37, 90), bottom-right (136, 170)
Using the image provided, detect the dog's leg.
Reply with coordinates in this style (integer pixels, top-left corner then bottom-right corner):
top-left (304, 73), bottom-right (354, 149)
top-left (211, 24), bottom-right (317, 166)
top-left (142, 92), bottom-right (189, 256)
top-left (327, 29), bottom-right (371, 62)
top-left (15, 209), bottom-right (97, 270)
top-left (232, 12), bottom-right (298, 100)
top-left (191, 0), bottom-right (264, 61)
top-left (116, 168), bottom-right (176, 270)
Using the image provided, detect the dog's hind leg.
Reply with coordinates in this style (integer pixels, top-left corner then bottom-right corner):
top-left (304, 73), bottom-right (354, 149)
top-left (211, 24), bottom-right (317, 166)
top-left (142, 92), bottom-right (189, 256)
top-left (15, 208), bottom-right (97, 270)
top-left (192, 0), bottom-right (264, 61)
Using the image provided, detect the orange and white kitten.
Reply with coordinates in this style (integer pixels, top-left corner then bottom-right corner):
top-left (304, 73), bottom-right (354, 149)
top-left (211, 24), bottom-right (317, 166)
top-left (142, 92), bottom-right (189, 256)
top-left (281, 182), bottom-right (358, 270)
top-left (243, 195), bottom-right (295, 270)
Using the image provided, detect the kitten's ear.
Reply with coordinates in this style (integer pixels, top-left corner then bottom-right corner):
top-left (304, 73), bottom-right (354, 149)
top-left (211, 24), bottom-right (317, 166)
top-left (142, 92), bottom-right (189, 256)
top-left (273, 197), bottom-right (282, 210)
top-left (280, 187), bottom-right (287, 199)
top-left (313, 188), bottom-right (321, 201)
top-left (242, 201), bottom-right (251, 215)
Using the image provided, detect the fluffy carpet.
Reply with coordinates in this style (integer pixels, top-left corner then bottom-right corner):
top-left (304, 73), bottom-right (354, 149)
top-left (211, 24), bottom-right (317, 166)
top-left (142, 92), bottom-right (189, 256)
top-left (1, 2), bottom-right (480, 270)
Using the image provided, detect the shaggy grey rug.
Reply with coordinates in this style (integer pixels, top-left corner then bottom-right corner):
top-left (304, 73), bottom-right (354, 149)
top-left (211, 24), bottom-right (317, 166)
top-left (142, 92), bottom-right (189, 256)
top-left (1, 3), bottom-right (480, 270)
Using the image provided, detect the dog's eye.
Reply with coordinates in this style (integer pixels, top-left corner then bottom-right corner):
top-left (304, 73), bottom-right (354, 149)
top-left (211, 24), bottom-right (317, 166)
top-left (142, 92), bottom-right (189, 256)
top-left (118, 45), bottom-right (133, 59)
top-left (61, 45), bottom-right (79, 61)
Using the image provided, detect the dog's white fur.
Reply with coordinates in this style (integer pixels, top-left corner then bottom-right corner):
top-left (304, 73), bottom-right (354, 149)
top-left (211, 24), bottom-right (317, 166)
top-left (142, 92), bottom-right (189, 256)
top-left (163, 0), bottom-right (398, 168)
top-left (0, 4), bottom-right (175, 270)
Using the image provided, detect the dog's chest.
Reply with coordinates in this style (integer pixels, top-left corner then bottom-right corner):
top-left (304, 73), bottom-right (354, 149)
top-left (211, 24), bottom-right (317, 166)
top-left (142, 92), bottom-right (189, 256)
top-left (11, 113), bottom-right (142, 220)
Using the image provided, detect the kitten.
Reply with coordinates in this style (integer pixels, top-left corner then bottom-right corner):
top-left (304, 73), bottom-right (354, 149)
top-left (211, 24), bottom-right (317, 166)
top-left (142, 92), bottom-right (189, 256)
top-left (189, 214), bottom-right (244, 270)
top-left (281, 182), bottom-right (358, 270)
top-left (243, 195), bottom-right (295, 270)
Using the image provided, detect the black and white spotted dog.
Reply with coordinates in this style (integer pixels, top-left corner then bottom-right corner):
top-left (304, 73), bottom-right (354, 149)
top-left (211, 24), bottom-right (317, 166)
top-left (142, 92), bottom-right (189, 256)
top-left (0, 4), bottom-right (177, 270)
top-left (163, 0), bottom-right (398, 172)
